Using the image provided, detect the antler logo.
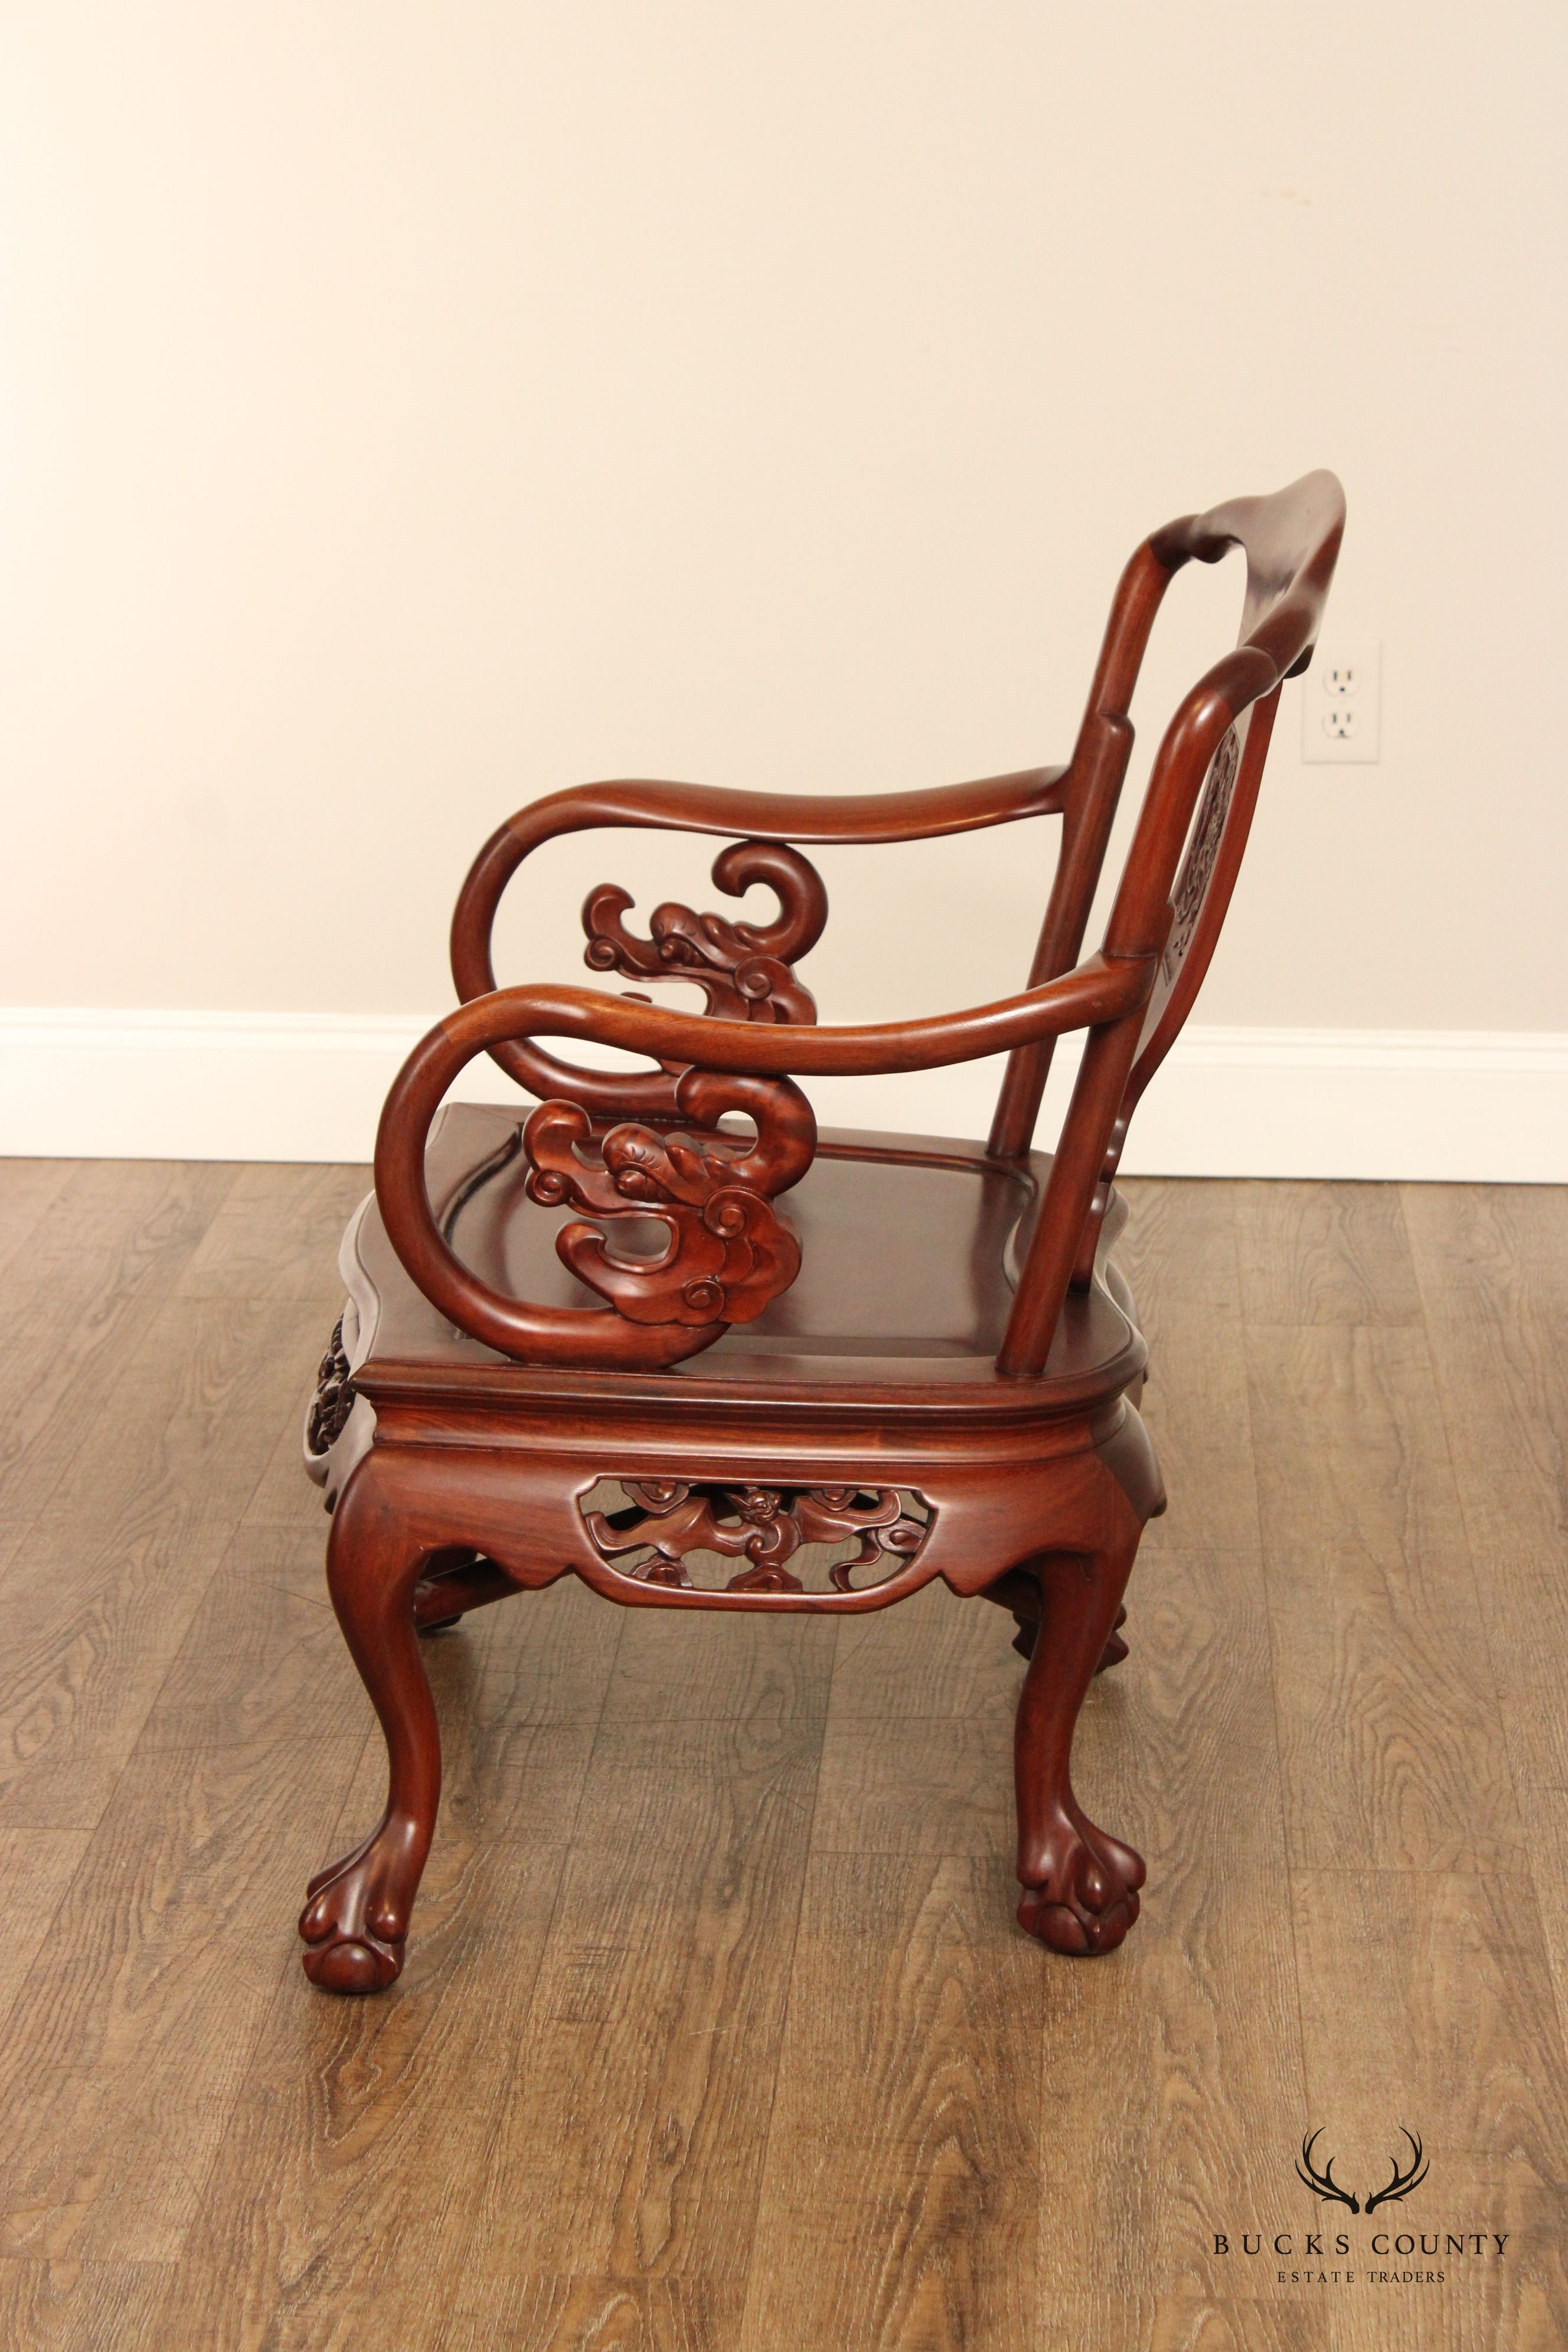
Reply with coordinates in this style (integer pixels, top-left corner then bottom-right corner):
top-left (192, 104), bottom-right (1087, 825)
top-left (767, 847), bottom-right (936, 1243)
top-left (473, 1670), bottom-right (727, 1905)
top-left (1296, 2130), bottom-right (1360, 2212)
top-left (1364, 2131), bottom-right (1429, 2214)
top-left (1296, 2129), bottom-right (1428, 2215)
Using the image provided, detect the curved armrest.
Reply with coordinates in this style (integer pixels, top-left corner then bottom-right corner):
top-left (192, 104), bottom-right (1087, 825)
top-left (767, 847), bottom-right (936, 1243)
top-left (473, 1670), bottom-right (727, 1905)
top-left (403, 951), bottom-right (1142, 1100)
top-left (375, 952), bottom-right (1148, 1368)
top-left (449, 765), bottom-right (1069, 1115)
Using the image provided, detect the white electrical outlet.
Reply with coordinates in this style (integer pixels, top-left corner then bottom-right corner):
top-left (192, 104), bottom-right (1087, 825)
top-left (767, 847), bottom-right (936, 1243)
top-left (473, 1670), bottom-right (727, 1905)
top-left (1302, 639), bottom-right (1381, 763)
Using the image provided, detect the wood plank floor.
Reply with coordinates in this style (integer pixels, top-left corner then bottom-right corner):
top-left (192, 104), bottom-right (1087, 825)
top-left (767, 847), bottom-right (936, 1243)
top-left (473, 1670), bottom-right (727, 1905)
top-left (0, 1160), bottom-right (1563, 2351)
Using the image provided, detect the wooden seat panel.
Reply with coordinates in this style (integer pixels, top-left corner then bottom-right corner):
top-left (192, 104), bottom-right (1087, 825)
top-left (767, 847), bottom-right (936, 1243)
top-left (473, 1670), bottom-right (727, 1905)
top-left (346, 1101), bottom-right (1142, 1406)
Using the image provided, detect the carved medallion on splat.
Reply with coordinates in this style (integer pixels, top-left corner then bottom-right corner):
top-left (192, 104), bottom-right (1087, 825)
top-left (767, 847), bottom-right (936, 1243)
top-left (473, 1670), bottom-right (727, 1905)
top-left (1162, 723), bottom-right (1240, 986)
top-left (582, 839), bottom-right (827, 1025)
top-left (579, 1479), bottom-right (933, 1595)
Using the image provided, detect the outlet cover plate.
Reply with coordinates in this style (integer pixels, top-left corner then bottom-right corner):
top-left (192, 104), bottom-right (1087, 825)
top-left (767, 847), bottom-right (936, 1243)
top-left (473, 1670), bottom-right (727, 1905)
top-left (1302, 638), bottom-right (1381, 763)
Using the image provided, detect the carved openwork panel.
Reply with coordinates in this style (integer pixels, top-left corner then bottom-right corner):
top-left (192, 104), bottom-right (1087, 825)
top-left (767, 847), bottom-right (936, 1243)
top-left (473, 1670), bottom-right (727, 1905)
top-left (582, 840), bottom-right (827, 1025)
top-left (1161, 723), bottom-right (1241, 989)
top-left (306, 1313), bottom-right (357, 1456)
top-left (578, 1479), bottom-right (934, 1595)
top-left (522, 1064), bottom-right (815, 1329)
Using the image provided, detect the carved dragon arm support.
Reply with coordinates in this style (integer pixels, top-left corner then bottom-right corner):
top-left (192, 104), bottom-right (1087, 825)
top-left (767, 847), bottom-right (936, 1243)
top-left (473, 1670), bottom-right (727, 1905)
top-left (373, 953), bottom-right (1151, 1370)
top-left (449, 766), bottom-right (1069, 1115)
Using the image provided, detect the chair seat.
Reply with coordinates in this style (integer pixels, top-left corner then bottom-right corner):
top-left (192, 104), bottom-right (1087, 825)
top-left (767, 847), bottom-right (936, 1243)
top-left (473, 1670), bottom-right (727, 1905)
top-left (337, 1101), bottom-right (1145, 1420)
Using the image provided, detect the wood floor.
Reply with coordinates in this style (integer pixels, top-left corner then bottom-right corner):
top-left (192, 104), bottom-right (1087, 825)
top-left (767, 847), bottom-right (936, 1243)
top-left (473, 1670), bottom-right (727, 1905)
top-left (0, 1159), bottom-right (1563, 2351)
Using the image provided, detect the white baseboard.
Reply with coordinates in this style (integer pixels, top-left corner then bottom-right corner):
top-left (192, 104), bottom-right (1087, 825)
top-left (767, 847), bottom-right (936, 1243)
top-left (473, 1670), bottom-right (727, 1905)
top-left (0, 1008), bottom-right (1564, 1181)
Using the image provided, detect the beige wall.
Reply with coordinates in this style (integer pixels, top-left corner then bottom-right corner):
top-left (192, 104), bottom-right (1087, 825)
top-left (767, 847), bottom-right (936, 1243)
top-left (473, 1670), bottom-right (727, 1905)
top-left (2, 4), bottom-right (1564, 1048)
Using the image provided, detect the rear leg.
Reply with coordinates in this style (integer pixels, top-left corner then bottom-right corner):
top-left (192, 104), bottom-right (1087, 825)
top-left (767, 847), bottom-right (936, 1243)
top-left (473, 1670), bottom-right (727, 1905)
top-left (985, 1573), bottom-right (1129, 1672)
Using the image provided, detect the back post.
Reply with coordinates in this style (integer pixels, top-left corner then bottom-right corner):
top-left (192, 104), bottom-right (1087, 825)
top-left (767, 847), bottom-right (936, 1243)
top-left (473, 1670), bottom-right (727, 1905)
top-left (988, 536), bottom-right (1183, 1159)
top-left (994, 472), bottom-right (1347, 1374)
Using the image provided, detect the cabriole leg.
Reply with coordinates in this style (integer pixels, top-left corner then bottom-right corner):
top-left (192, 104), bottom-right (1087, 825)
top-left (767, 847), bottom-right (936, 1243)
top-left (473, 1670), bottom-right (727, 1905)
top-left (299, 1464), bottom-right (442, 1993)
top-left (1012, 1537), bottom-right (1145, 1955)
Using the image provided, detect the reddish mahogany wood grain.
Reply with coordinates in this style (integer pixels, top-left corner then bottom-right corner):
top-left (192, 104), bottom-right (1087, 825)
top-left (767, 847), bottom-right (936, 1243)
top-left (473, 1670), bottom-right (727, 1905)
top-left (450, 766), bottom-right (1069, 1110)
top-left (297, 473), bottom-right (1344, 1990)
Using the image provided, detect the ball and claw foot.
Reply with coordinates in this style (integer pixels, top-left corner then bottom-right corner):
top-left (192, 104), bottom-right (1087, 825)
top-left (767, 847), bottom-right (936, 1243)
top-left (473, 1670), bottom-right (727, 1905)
top-left (1017, 1803), bottom-right (1146, 1955)
top-left (299, 1833), bottom-right (411, 1992)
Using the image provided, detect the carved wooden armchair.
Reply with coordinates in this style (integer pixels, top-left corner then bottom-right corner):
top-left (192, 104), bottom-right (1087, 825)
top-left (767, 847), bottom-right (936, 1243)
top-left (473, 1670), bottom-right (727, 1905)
top-left (298, 472), bottom-right (1344, 1993)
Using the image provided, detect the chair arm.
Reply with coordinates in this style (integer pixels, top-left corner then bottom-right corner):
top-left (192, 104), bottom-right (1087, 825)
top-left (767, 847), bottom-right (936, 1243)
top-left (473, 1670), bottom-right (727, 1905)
top-left (375, 953), bottom-right (1148, 1368)
top-left (449, 766), bottom-right (1070, 1115)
